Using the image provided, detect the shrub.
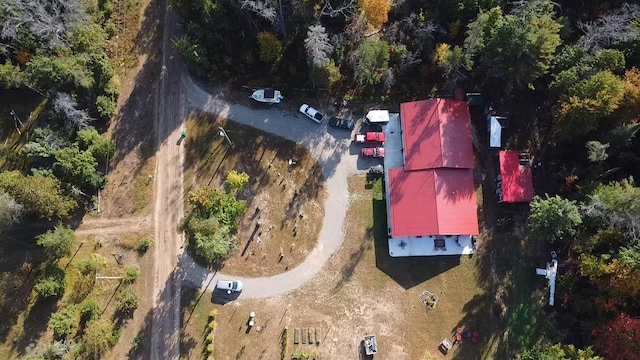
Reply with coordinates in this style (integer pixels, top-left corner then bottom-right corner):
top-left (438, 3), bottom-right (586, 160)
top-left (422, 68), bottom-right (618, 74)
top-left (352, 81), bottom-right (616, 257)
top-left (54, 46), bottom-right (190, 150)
top-left (116, 290), bottom-right (139, 314)
top-left (49, 305), bottom-right (78, 339)
top-left (206, 333), bottom-right (214, 343)
top-left (83, 318), bottom-right (113, 355)
top-left (209, 310), bottom-right (218, 320)
top-left (95, 95), bottom-right (116, 121)
top-left (109, 326), bottom-right (121, 346)
top-left (34, 263), bottom-right (66, 298)
top-left (123, 267), bottom-right (139, 284)
top-left (225, 170), bottom-right (250, 191)
top-left (206, 343), bottom-right (214, 354)
top-left (81, 299), bottom-right (101, 322)
top-left (131, 335), bottom-right (143, 351)
top-left (208, 321), bottom-right (216, 330)
top-left (76, 254), bottom-right (107, 275)
top-left (137, 236), bottom-right (152, 254)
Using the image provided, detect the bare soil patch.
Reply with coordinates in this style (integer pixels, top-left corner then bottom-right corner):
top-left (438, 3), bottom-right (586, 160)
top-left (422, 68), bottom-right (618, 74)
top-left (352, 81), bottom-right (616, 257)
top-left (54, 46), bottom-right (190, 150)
top-left (184, 112), bottom-right (326, 277)
top-left (180, 176), bottom-right (500, 360)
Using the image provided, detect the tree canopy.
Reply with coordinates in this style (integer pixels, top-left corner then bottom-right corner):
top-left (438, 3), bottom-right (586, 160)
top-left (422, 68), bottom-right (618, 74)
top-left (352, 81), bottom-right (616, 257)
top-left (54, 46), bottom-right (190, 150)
top-left (464, 1), bottom-right (561, 89)
top-left (529, 195), bottom-right (582, 243)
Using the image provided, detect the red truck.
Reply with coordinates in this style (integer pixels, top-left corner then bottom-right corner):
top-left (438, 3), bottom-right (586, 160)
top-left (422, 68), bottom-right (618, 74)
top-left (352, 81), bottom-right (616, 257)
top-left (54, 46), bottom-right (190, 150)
top-left (354, 131), bottom-right (386, 144)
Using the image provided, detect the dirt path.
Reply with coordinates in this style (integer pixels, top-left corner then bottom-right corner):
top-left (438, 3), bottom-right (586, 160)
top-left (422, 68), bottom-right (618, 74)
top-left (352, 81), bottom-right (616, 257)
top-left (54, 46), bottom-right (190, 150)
top-left (75, 216), bottom-right (151, 236)
top-left (149, 2), bottom-right (185, 359)
top-left (149, 2), bottom-right (373, 357)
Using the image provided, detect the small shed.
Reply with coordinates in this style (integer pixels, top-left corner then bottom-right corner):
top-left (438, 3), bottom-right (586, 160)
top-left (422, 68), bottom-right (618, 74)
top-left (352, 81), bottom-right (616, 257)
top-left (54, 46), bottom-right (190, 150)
top-left (498, 151), bottom-right (534, 203)
top-left (488, 116), bottom-right (503, 148)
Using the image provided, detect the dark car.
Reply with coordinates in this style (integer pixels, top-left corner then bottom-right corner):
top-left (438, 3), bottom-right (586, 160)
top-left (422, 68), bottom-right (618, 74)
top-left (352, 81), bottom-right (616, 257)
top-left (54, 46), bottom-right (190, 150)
top-left (328, 117), bottom-right (355, 130)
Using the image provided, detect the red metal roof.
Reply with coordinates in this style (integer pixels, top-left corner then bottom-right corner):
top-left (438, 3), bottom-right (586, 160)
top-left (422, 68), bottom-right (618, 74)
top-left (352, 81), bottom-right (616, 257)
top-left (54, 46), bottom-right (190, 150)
top-left (499, 151), bottom-right (534, 202)
top-left (388, 168), bottom-right (479, 237)
top-left (400, 99), bottom-right (474, 170)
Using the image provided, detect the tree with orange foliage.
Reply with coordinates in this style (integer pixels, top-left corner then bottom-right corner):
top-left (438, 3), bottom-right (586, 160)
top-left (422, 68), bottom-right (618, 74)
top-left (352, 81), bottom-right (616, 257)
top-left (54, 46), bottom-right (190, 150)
top-left (358, 0), bottom-right (390, 31)
top-left (592, 313), bottom-right (640, 360)
top-left (617, 67), bottom-right (640, 122)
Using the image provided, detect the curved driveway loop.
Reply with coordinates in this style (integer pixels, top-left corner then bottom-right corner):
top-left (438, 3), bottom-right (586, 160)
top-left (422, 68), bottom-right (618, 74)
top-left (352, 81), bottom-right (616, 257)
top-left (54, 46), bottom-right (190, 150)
top-left (179, 76), bottom-right (364, 299)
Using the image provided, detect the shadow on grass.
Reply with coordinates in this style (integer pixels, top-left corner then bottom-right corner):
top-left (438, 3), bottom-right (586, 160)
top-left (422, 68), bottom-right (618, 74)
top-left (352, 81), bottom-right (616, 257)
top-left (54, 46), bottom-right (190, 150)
top-left (371, 199), bottom-right (460, 290)
top-left (449, 153), bottom-right (552, 358)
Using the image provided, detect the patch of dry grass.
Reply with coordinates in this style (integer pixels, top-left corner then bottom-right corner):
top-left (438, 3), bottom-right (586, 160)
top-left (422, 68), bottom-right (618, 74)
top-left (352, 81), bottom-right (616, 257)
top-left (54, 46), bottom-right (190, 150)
top-left (201, 175), bottom-right (500, 360)
top-left (184, 112), bottom-right (326, 277)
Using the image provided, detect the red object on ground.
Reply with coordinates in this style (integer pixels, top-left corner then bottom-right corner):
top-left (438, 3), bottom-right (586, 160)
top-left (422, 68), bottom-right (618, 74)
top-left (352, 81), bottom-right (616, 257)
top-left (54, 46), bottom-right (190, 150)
top-left (457, 327), bottom-right (463, 334)
top-left (472, 331), bottom-right (479, 337)
top-left (456, 335), bottom-right (462, 342)
top-left (471, 337), bottom-right (478, 343)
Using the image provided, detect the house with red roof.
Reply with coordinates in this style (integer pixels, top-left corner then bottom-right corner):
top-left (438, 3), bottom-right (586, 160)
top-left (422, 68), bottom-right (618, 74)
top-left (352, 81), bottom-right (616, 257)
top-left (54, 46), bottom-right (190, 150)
top-left (383, 99), bottom-right (479, 257)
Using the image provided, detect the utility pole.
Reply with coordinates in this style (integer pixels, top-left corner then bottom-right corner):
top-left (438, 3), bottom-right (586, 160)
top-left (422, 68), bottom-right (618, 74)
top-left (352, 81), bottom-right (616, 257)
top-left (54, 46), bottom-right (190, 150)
top-left (218, 127), bottom-right (234, 148)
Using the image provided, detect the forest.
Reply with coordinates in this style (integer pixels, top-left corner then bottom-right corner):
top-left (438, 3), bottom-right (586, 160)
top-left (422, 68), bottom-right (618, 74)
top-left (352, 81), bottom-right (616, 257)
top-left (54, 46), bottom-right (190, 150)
top-left (170, 0), bottom-right (640, 358)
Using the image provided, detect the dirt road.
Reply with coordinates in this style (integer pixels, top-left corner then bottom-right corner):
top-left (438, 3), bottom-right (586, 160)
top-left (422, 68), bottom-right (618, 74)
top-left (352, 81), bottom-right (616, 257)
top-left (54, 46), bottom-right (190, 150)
top-left (148, 1), bottom-right (372, 357)
top-left (149, 2), bottom-right (185, 359)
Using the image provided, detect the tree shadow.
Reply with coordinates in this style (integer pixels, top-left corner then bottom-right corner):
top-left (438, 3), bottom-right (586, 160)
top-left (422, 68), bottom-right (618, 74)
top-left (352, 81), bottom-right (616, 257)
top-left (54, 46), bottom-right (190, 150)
top-left (11, 296), bottom-right (59, 356)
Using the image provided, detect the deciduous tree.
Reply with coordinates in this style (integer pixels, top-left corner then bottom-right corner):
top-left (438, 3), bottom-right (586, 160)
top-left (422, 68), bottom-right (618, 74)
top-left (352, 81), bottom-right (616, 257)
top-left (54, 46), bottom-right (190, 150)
top-left (592, 313), bottom-right (640, 360)
top-left (519, 343), bottom-right (602, 359)
top-left (49, 305), bottom-right (78, 339)
top-left (53, 144), bottom-right (105, 191)
top-left (581, 178), bottom-right (640, 241)
top-left (357, 0), bottom-right (390, 31)
top-left (555, 71), bottom-right (625, 138)
top-left (529, 195), bottom-right (582, 243)
top-left (256, 32), bottom-right (282, 63)
top-left (83, 318), bottom-right (113, 356)
top-left (0, 170), bottom-right (76, 219)
top-left (36, 224), bottom-right (76, 259)
top-left (34, 262), bottom-right (66, 298)
top-left (0, 61), bottom-right (25, 88)
top-left (353, 37), bottom-right (390, 87)
top-left (26, 55), bottom-right (93, 92)
top-left (464, 1), bottom-right (561, 89)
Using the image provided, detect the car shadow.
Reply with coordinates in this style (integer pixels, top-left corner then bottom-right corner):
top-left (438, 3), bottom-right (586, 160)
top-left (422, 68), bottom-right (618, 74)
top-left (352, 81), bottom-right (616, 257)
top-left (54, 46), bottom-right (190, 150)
top-left (211, 290), bottom-right (241, 305)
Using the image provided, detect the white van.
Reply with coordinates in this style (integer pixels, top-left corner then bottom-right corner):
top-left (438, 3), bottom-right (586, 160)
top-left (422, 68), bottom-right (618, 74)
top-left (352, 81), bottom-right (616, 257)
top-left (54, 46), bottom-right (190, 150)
top-left (216, 280), bottom-right (243, 294)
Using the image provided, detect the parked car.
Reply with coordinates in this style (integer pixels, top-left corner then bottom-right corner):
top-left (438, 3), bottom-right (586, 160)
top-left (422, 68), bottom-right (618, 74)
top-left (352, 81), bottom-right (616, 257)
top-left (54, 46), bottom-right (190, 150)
top-left (355, 131), bottom-right (386, 144)
top-left (299, 104), bottom-right (324, 123)
top-left (368, 164), bottom-right (384, 175)
top-left (216, 280), bottom-right (243, 294)
top-left (328, 117), bottom-right (355, 130)
top-left (362, 147), bottom-right (385, 158)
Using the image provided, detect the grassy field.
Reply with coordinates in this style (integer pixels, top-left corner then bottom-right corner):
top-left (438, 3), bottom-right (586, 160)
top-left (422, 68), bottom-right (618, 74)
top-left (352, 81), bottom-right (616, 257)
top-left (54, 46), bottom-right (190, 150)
top-left (0, 229), bottom-right (154, 359)
top-left (184, 112), bottom-right (326, 277)
top-left (180, 176), bottom-right (504, 359)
